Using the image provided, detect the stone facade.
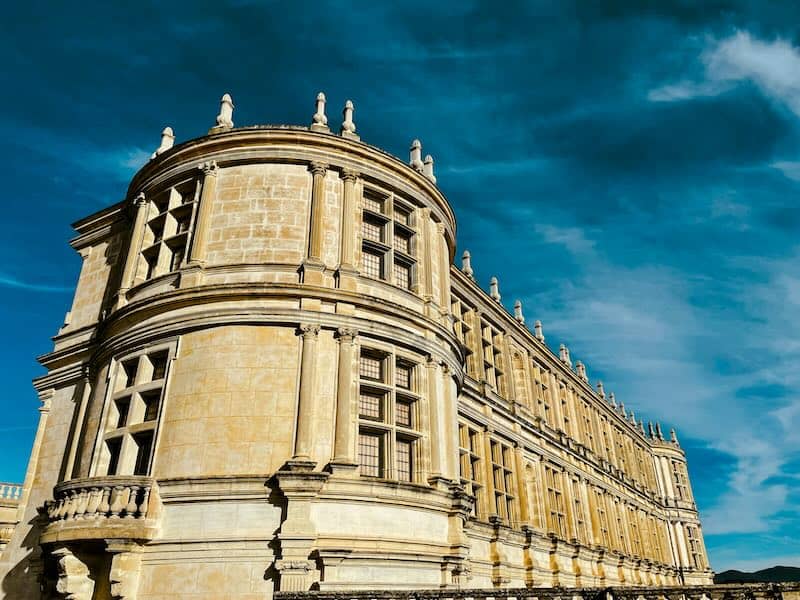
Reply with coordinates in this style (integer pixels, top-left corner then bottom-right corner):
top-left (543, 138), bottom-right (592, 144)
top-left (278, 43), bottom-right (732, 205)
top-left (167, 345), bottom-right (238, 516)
top-left (0, 93), bottom-right (712, 599)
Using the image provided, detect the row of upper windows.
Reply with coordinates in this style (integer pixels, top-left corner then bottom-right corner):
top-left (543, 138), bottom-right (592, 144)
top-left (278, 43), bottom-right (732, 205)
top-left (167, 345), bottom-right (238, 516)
top-left (452, 293), bottom-right (659, 493)
top-left (457, 422), bottom-right (674, 563)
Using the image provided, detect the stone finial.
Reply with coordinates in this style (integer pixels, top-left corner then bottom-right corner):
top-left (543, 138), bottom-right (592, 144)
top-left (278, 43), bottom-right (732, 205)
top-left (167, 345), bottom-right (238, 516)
top-left (648, 421), bottom-right (656, 438)
top-left (670, 428), bottom-right (679, 444)
top-left (215, 93), bottom-right (234, 129)
top-left (423, 155), bottom-right (437, 184)
top-left (311, 92), bottom-right (329, 132)
top-left (559, 344), bottom-right (572, 367)
top-left (489, 277), bottom-right (501, 302)
top-left (340, 99), bottom-right (358, 139)
top-left (410, 139), bottom-right (424, 171)
top-left (461, 250), bottom-right (474, 279)
top-left (596, 380), bottom-right (605, 399)
top-left (534, 320), bottom-right (545, 342)
top-left (656, 422), bottom-right (664, 440)
top-left (575, 361), bottom-right (587, 382)
top-left (151, 126), bottom-right (175, 159)
top-left (514, 300), bottom-right (525, 325)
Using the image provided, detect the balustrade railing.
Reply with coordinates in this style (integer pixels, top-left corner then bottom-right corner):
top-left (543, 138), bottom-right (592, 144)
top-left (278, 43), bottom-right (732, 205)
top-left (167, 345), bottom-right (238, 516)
top-left (275, 583), bottom-right (800, 600)
top-left (0, 483), bottom-right (23, 501)
top-left (46, 476), bottom-right (155, 522)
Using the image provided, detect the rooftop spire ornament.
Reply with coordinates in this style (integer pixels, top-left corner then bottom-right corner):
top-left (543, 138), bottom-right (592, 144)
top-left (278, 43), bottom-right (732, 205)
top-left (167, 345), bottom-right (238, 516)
top-left (151, 126), bottom-right (175, 159)
top-left (311, 92), bottom-right (329, 132)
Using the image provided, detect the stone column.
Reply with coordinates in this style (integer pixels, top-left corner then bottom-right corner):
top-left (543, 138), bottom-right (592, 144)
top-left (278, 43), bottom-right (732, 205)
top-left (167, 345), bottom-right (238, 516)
top-left (330, 328), bottom-right (358, 474)
top-left (187, 160), bottom-right (219, 266)
top-left (336, 169), bottom-right (359, 291)
top-left (291, 324), bottom-right (320, 467)
top-left (425, 357), bottom-right (445, 486)
top-left (115, 192), bottom-right (148, 308)
top-left (303, 161), bottom-right (328, 286)
top-left (52, 546), bottom-right (93, 600)
top-left (107, 539), bottom-right (143, 600)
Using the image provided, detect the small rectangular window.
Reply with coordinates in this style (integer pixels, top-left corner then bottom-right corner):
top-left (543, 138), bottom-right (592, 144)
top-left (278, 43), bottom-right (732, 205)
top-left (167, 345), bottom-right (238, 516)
top-left (362, 249), bottom-right (383, 279)
top-left (359, 353), bottom-right (383, 381)
top-left (358, 390), bottom-right (383, 420)
top-left (133, 431), bottom-right (154, 476)
top-left (106, 437), bottom-right (122, 476)
top-left (358, 433), bottom-right (382, 477)
top-left (396, 439), bottom-right (412, 482)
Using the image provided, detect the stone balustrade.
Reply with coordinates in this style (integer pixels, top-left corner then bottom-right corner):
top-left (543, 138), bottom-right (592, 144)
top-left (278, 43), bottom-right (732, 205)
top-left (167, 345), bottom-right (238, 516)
top-left (0, 483), bottom-right (22, 501)
top-left (41, 476), bottom-right (160, 544)
top-left (46, 476), bottom-right (154, 521)
top-left (275, 583), bottom-right (800, 600)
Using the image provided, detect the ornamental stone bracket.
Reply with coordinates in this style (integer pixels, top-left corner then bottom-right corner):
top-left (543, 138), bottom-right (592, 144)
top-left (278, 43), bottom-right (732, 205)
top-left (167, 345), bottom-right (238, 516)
top-left (273, 468), bottom-right (330, 592)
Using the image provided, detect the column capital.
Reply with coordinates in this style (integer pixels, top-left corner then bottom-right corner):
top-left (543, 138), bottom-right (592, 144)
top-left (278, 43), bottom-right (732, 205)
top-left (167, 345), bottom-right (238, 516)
top-left (199, 160), bottom-right (219, 177)
top-left (300, 323), bottom-right (321, 338)
top-left (309, 161), bottom-right (328, 177)
top-left (336, 327), bottom-right (358, 342)
top-left (340, 167), bottom-right (360, 182)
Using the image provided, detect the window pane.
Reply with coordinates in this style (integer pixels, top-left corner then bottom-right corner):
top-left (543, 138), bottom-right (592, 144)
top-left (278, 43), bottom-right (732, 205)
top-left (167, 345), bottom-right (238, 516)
top-left (396, 401), bottom-right (412, 428)
top-left (106, 437), bottom-right (122, 476)
top-left (358, 433), bottom-right (382, 477)
top-left (396, 439), bottom-right (412, 482)
top-left (115, 397), bottom-right (130, 428)
top-left (395, 363), bottom-right (412, 389)
top-left (149, 352), bottom-right (168, 381)
top-left (141, 390), bottom-right (161, 422)
top-left (359, 354), bottom-right (383, 381)
top-left (363, 195), bottom-right (383, 214)
top-left (362, 219), bottom-right (382, 243)
top-left (133, 431), bottom-right (154, 476)
top-left (393, 262), bottom-right (410, 290)
top-left (359, 390), bottom-right (383, 420)
top-left (393, 233), bottom-right (410, 254)
top-left (362, 250), bottom-right (383, 279)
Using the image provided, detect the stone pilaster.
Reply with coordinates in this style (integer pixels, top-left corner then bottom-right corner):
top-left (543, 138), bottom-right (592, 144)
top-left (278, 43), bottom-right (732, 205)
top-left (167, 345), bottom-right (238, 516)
top-left (115, 192), bottom-right (148, 308)
top-left (302, 161), bottom-right (328, 286)
top-left (329, 328), bottom-right (358, 475)
top-left (335, 169), bottom-right (359, 291)
top-left (291, 324), bottom-right (321, 467)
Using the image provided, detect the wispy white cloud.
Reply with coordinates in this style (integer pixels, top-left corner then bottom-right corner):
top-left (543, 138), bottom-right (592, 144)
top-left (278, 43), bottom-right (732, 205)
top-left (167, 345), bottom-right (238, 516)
top-left (0, 273), bottom-right (72, 293)
top-left (649, 31), bottom-right (800, 117)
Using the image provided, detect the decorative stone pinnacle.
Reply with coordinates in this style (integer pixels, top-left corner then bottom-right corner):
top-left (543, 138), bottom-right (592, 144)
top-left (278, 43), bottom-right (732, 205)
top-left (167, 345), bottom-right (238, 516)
top-left (534, 320), bottom-right (545, 342)
top-left (311, 92), bottom-right (329, 131)
top-left (423, 154), bottom-right (437, 184)
top-left (461, 250), bottom-right (474, 279)
top-left (513, 300), bottom-right (525, 325)
top-left (656, 422), bottom-right (664, 440)
top-left (559, 344), bottom-right (572, 367)
top-left (340, 99), bottom-right (358, 139)
top-left (596, 380), bottom-right (605, 399)
top-left (575, 361), bottom-right (587, 382)
top-left (151, 126), bottom-right (175, 159)
top-left (409, 139), bottom-right (424, 171)
top-left (489, 276), bottom-right (501, 302)
top-left (215, 93), bottom-right (234, 129)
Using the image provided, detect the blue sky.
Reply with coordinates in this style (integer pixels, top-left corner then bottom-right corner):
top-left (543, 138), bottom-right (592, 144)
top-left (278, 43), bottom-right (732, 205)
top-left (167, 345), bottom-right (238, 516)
top-left (1, 0), bottom-right (799, 573)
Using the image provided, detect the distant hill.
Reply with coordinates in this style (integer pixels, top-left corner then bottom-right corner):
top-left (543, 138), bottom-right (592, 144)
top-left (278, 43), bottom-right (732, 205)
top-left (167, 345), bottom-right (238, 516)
top-left (714, 566), bottom-right (800, 584)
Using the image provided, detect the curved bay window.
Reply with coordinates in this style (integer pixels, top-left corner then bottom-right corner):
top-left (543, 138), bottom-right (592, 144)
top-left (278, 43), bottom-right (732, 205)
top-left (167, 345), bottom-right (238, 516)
top-left (360, 189), bottom-right (417, 292)
top-left (95, 345), bottom-right (174, 477)
top-left (357, 347), bottom-right (420, 481)
top-left (138, 179), bottom-right (199, 282)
